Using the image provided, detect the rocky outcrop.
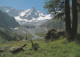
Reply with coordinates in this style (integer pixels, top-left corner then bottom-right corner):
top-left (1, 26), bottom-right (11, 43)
top-left (45, 29), bottom-right (66, 41)
top-left (0, 48), bottom-right (5, 53)
top-left (9, 44), bottom-right (26, 54)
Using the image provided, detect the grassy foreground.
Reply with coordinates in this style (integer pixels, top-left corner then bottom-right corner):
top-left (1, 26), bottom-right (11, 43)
top-left (0, 38), bottom-right (80, 57)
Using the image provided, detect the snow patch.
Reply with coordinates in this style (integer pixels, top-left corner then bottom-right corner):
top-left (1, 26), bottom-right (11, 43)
top-left (19, 9), bottom-right (31, 16)
top-left (6, 10), bottom-right (9, 12)
top-left (14, 27), bottom-right (19, 29)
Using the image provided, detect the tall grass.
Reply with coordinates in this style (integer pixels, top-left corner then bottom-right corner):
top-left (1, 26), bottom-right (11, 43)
top-left (0, 38), bottom-right (80, 57)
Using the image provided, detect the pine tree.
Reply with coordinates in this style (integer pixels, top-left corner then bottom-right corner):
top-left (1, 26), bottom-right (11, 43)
top-left (72, 0), bottom-right (78, 40)
top-left (65, 0), bottom-right (72, 41)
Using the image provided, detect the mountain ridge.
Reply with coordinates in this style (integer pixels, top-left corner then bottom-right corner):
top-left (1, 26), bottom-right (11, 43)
top-left (0, 6), bottom-right (52, 25)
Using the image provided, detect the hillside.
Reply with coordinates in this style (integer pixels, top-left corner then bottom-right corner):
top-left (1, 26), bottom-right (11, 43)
top-left (0, 11), bottom-right (19, 28)
top-left (40, 19), bottom-right (65, 31)
top-left (0, 38), bottom-right (80, 57)
top-left (0, 6), bottom-right (22, 16)
top-left (0, 28), bottom-right (23, 43)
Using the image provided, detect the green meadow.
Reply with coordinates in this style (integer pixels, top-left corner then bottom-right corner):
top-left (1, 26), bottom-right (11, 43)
top-left (0, 38), bottom-right (80, 57)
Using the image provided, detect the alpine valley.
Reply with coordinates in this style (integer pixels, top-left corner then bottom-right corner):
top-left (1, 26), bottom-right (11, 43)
top-left (0, 6), bottom-right (65, 40)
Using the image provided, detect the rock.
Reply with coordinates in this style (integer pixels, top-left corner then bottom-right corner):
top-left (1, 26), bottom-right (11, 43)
top-left (0, 48), bottom-right (5, 53)
top-left (45, 29), bottom-right (66, 41)
top-left (9, 44), bottom-right (26, 54)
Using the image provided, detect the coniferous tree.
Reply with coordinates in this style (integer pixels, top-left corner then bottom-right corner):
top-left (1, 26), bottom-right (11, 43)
top-left (65, 0), bottom-right (72, 41)
top-left (72, 0), bottom-right (78, 40)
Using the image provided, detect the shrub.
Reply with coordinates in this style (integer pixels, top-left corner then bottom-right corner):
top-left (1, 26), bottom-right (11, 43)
top-left (44, 29), bottom-right (66, 41)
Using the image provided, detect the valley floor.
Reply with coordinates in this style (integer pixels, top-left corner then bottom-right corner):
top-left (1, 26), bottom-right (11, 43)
top-left (0, 38), bottom-right (80, 57)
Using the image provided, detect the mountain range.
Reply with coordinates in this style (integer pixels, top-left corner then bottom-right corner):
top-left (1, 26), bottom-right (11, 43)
top-left (0, 6), bottom-right (65, 39)
top-left (0, 6), bottom-right (52, 26)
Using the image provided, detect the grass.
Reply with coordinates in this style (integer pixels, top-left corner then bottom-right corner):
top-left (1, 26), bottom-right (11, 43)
top-left (0, 38), bottom-right (80, 57)
top-left (27, 34), bottom-right (34, 39)
top-left (0, 37), bottom-right (7, 43)
top-left (35, 32), bottom-right (45, 37)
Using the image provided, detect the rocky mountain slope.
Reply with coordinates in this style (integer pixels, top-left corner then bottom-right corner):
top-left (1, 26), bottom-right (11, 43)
top-left (0, 10), bottom-right (19, 28)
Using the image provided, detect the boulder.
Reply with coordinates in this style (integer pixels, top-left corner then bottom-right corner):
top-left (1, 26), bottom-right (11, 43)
top-left (9, 44), bottom-right (26, 54)
top-left (0, 48), bottom-right (5, 53)
top-left (45, 29), bottom-right (66, 41)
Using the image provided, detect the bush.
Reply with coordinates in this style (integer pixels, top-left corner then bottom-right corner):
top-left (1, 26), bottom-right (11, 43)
top-left (44, 29), bottom-right (66, 41)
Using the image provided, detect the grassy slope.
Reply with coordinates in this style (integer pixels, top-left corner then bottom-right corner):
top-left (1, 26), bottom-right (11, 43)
top-left (35, 32), bottom-right (45, 37)
top-left (0, 38), bottom-right (80, 57)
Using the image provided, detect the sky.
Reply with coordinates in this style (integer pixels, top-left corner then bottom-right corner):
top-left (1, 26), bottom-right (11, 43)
top-left (0, 0), bottom-right (47, 14)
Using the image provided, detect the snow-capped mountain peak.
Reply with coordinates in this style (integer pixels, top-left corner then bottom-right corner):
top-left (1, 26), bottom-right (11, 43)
top-left (19, 9), bottom-right (31, 16)
top-left (0, 6), bottom-right (53, 25)
top-left (19, 7), bottom-right (37, 17)
top-left (15, 7), bottom-right (52, 25)
top-left (18, 7), bottom-right (45, 20)
top-left (14, 7), bottom-right (52, 25)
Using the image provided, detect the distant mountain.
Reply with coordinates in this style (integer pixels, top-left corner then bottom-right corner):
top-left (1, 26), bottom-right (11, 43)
top-left (15, 8), bottom-right (53, 26)
top-left (0, 6), bottom-right (22, 17)
top-left (0, 10), bottom-right (19, 28)
top-left (0, 6), bottom-right (65, 30)
top-left (0, 6), bottom-right (52, 25)
top-left (19, 7), bottom-right (45, 20)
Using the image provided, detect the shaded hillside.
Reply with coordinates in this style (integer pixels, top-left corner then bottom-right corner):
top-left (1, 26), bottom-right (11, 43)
top-left (0, 28), bottom-right (24, 42)
top-left (40, 19), bottom-right (65, 30)
top-left (0, 11), bottom-right (19, 28)
top-left (0, 6), bottom-right (22, 16)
